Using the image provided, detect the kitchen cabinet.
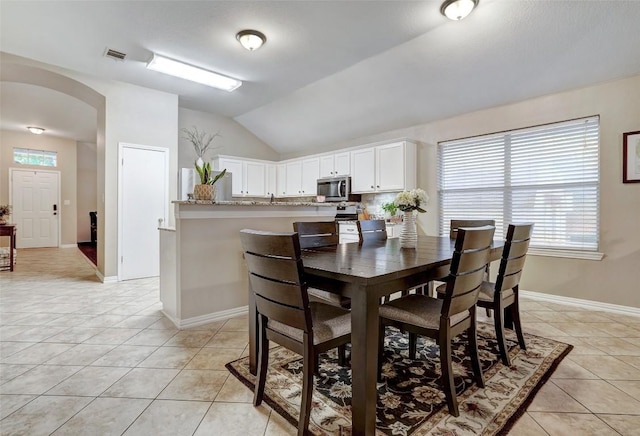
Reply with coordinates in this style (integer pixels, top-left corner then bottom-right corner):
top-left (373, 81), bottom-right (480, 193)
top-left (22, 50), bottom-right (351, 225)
top-left (265, 164), bottom-right (277, 197)
top-left (284, 158), bottom-right (319, 196)
top-left (214, 157), bottom-right (266, 197)
top-left (319, 152), bottom-right (350, 178)
top-left (350, 141), bottom-right (416, 194)
top-left (276, 164), bottom-right (286, 196)
top-left (338, 222), bottom-right (360, 243)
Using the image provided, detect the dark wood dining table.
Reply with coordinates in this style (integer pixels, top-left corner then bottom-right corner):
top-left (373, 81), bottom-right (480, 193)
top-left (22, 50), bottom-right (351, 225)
top-left (247, 235), bottom-right (504, 436)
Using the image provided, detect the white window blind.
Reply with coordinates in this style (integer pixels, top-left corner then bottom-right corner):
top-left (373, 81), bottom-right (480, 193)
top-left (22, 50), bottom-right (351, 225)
top-left (438, 116), bottom-right (600, 252)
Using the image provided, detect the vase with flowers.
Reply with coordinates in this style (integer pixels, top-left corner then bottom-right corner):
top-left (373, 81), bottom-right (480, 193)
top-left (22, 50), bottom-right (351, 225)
top-left (394, 189), bottom-right (429, 248)
top-left (182, 126), bottom-right (226, 201)
top-left (0, 204), bottom-right (11, 225)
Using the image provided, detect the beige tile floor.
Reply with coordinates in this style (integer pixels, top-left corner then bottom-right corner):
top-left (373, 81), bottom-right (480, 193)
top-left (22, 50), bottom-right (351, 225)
top-left (1, 248), bottom-right (640, 435)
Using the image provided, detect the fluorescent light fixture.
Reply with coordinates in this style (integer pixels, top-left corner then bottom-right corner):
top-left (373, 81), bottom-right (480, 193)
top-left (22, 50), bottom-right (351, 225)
top-left (27, 126), bottom-right (45, 135)
top-left (147, 54), bottom-right (242, 92)
top-left (236, 30), bottom-right (266, 51)
top-left (441, 0), bottom-right (479, 21)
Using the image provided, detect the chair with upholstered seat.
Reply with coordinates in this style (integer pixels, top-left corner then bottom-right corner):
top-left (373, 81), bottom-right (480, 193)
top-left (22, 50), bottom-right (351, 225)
top-left (378, 226), bottom-right (495, 416)
top-left (240, 229), bottom-right (351, 436)
top-left (475, 223), bottom-right (533, 366)
top-left (356, 219), bottom-right (387, 243)
top-left (293, 221), bottom-right (351, 308)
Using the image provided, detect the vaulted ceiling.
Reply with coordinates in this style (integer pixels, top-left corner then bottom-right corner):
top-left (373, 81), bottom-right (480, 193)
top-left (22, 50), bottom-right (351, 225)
top-left (2, 1), bottom-right (640, 154)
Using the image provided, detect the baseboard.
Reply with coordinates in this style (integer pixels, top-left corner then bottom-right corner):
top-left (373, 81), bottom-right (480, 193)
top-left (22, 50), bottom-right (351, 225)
top-left (60, 244), bottom-right (78, 248)
top-left (521, 290), bottom-right (640, 317)
top-left (96, 270), bottom-right (118, 283)
top-left (166, 306), bottom-right (249, 329)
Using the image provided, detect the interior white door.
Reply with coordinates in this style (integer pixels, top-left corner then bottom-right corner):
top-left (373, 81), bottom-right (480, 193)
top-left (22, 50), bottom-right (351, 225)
top-left (11, 169), bottom-right (60, 248)
top-left (119, 144), bottom-right (168, 280)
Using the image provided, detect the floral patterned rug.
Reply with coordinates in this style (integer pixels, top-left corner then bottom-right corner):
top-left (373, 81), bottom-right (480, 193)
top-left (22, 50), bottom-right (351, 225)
top-left (226, 323), bottom-right (572, 435)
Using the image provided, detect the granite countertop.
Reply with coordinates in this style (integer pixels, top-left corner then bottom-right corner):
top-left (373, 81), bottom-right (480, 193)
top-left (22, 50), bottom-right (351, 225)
top-left (173, 200), bottom-right (357, 207)
top-left (338, 220), bottom-right (402, 226)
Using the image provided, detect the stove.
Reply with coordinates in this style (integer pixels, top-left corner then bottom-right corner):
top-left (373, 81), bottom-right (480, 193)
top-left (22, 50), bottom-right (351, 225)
top-left (334, 205), bottom-right (358, 222)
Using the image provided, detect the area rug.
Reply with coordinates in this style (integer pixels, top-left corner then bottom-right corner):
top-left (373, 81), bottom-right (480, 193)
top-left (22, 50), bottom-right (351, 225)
top-left (226, 323), bottom-right (572, 435)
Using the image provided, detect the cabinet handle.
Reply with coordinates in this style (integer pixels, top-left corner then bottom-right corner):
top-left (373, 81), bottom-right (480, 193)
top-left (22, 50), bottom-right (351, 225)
top-left (370, 185), bottom-right (374, 188)
top-left (376, 185), bottom-right (380, 188)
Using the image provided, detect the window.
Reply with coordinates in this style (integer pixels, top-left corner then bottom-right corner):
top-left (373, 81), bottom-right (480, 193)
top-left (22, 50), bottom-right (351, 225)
top-left (438, 116), bottom-right (600, 256)
top-left (13, 148), bottom-right (57, 167)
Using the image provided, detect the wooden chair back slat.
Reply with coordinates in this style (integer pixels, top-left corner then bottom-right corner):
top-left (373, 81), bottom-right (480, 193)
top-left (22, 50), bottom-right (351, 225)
top-left (240, 230), bottom-right (299, 257)
top-left (244, 252), bottom-right (303, 284)
top-left (494, 223), bottom-right (534, 295)
top-left (442, 226), bottom-right (494, 318)
top-left (450, 219), bottom-right (496, 239)
top-left (255, 294), bottom-right (308, 332)
top-left (249, 274), bottom-right (305, 308)
top-left (356, 219), bottom-right (387, 243)
top-left (293, 221), bottom-right (338, 248)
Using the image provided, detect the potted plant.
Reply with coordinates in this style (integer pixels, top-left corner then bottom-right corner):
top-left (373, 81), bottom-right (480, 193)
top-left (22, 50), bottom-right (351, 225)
top-left (381, 201), bottom-right (399, 222)
top-left (0, 204), bottom-right (11, 225)
top-left (181, 126), bottom-right (225, 201)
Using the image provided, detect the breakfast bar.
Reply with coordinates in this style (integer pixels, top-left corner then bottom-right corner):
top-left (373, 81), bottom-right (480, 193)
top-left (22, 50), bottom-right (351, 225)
top-left (158, 200), bottom-right (348, 328)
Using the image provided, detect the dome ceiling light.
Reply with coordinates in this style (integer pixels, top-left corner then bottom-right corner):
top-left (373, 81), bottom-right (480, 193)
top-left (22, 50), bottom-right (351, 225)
top-left (236, 30), bottom-right (266, 51)
top-left (440, 0), bottom-right (479, 21)
top-left (27, 126), bottom-right (45, 135)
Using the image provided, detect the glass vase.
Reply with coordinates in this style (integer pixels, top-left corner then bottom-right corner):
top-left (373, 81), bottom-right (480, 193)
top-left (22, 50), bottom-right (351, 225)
top-left (400, 210), bottom-right (418, 248)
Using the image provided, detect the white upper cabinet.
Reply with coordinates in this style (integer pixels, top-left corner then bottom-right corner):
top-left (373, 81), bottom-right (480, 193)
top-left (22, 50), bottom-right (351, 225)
top-left (301, 158), bottom-right (320, 195)
top-left (284, 158), bottom-right (319, 196)
top-left (214, 156), bottom-right (266, 197)
top-left (351, 148), bottom-right (376, 193)
top-left (320, 152), bottom-right (351, 178)
top-left (265, 164), bottom-right (277, 197)
top-left (350, 141), bottom-right (416, 194)
top-left (276, 163), bottom-right (286, 197)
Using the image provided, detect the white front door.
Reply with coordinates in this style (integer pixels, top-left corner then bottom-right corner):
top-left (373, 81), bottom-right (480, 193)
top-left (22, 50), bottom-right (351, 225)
top-left (119, 143), bottom-right (169, 281)
top-left (11, 169), bottom-right (60, 248)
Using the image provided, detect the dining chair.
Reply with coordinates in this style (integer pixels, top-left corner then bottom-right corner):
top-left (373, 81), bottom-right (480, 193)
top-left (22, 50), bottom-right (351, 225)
top-left (240, 229), bottom-right (351, 436)
top-left (356, 219), bottom-right (387, 243)
top-left (293, 221), bottom-right (351, 308)
top-left (377, 225), bottom-right (495, 417)
top-left (474, 223), bottom-right (533, 366)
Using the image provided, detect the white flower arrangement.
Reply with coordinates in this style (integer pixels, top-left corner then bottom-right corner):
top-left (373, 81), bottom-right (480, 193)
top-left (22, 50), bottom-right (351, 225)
top-left (394, 189), bottom-right (429, 213)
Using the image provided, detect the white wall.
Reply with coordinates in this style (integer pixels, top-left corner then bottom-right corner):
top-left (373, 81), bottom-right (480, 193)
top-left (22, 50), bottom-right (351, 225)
top-left (178, 107), bottom-right (279, 170)
top-left (325, 75), bottom-right (640, 309)
top-left (77, 141), bottom-right (97, 242)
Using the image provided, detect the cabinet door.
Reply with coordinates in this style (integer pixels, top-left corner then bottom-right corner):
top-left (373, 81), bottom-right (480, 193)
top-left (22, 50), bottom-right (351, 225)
top-left (376, 142), bottom-right (405, 192)
top-left (301, 158), bottom-right (320, 195)
top-left (276, 164), bottom-right (287, 196)
top-left (334, 152), bottom-right (350, 176)
top-left (219, 158), bottom-right (244, 196)
top-left (244, 162), bottom-right (266, 197)
top-left (350, 148), bottom-right (376, 193)
top-left (319, 155), bottom-right (335, 178)
top-left (265, 164), bottom-right (277, 197)
top-left (285, 161), bottom-right (303, 196)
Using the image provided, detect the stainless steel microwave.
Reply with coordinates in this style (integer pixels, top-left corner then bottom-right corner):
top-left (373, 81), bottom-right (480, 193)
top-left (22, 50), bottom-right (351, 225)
top-left (317, 176), bottom-right (351, 202)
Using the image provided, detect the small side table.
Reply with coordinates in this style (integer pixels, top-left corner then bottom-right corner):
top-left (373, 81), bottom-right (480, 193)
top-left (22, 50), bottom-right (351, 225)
top-left (0, 224), bottom-right (17, 272)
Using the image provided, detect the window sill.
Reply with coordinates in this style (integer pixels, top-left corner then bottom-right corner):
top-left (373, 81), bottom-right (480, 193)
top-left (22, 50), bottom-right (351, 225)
top-left (528, 247), bottom-right (604, 261)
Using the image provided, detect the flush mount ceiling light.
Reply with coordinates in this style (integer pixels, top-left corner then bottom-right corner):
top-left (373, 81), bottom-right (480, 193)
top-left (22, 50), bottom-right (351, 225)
top-left (27, 127), bottom-right (45, 135)
top-left (440, 0), bottom-right (479, 21)
top-left (146, 54), bottom-right (242, 92)
top-left (236, 30), bottom-right (266, 51)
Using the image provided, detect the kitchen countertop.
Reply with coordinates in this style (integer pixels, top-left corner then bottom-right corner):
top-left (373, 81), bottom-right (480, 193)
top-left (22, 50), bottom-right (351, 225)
top-left (339, 220), bottom-right (402, 226)
top-left (172, 200), bottom-right (357, 207)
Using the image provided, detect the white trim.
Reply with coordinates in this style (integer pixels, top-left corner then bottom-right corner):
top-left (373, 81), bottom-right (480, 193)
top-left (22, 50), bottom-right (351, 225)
top-left (61, 244), bottom-right (78, 248)
top-left (9, 167), bottom-right (62, 248)
top-left (528, 247), bottom-right (604, 261)
top-left (163, 306), bottom-right (249, 330)
top-left (117, 142), bottom-right (170, 281)
top-left (521, 290), bottom-right (640, 317)
top-left (96, 269), bottom-right (118, 283)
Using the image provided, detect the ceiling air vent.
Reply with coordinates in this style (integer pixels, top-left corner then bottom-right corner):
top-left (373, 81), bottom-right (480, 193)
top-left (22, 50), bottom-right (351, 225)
top-left (104, 48), bottom-right (127, 61)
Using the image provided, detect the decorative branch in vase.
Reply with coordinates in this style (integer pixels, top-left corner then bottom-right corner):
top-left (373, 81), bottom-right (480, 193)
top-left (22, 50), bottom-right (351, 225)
top-left (181, 126), bottom-right (226, 201)
top-left (394, 189), bottom-right (429, 248)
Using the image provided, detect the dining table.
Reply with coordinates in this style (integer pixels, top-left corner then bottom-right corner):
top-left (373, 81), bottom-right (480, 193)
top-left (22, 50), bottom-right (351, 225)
top-left (247, 235), bottom-right (504, 436)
